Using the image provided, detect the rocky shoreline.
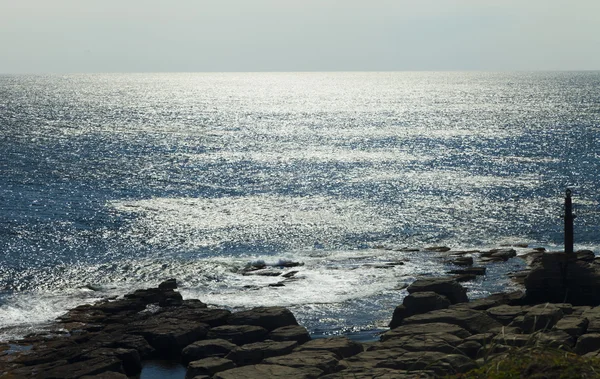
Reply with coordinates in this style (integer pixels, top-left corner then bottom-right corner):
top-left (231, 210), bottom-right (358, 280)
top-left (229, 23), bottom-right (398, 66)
top-left (3, 247), bottom-right (600, 378)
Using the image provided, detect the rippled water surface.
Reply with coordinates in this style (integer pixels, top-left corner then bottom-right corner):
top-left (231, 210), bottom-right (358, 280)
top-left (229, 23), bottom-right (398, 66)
top-left (1, 72), bottom-right (599, 340)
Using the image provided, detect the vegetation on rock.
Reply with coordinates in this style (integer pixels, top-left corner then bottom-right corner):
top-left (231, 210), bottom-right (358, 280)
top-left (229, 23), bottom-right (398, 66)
top-left (449, 347), bottom-right (600, 379)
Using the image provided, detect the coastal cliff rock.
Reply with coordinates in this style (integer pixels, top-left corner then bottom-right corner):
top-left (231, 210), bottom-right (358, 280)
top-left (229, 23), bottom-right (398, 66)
top-left (406, 277), bottom-right (468, 304)
top-left (524, 251), bottom-right (600, 305)
top-left (227, 307), bottom-right (298, 330)
top-left (9, 274), bottom-right (600, 378)
top-left (389, 291), bottom-right (451, 328)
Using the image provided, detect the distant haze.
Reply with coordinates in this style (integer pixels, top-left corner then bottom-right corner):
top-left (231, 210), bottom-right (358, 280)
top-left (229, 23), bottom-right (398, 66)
top-left (1, 0), bottom-right (599, 73)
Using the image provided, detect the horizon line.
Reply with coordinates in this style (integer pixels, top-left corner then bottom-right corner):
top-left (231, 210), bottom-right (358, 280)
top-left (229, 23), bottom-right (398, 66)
top-left (2, 69), bottom-right (600, 75)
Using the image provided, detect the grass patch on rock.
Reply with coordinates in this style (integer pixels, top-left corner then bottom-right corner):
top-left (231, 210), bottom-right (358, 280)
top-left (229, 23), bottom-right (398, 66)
top-left (449, 347), bottom-right (600, 378)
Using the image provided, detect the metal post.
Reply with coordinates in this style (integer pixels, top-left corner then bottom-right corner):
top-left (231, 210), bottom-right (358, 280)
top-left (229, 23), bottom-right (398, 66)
top-left (565, 189), bottom-right (574, 254)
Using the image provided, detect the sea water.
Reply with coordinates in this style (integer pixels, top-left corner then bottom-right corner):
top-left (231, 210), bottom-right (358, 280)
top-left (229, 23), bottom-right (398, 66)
top-left (1, 72), bottom-right (599, 341)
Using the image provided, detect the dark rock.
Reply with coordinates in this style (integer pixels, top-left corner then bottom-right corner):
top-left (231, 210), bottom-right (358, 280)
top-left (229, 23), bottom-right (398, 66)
top-left (508, 270), bottom-right (529, 285)
top-left (486, 290), bottom-right (527, 306)
top-left (481, 248), bottom-right (517, 261)
top-left (186, 357), bottom-right (235, 378)
top-left (449, 267), bottom-right (486, 276)
top-left (59, 308), bottom-right (111, 324)
top-left (228, 307), bottom-right (298, 331)
top-left (524, 251), bottom-right (600, 305)
top-left (157, 307), bottom-right (230, 327)
top-left (381, 322), bottom-right (471, 341)
top-left (575, 333), bottom-right (600, 355)
top-left (268, 282), bottom-right (285, 287)
top-left (159, 278), bottom-right (178, 290)
top-left (81, 373), bottom-right (129, 379)
top-left (450, 256), bottom-right (474, 266)
top-left (275, 260), bottom-right (304, 268)
top-left (336, 349), bottom-right (406, 370)
top-left (158, 291), bottom-right (183, 307)
top-left (451, 298), bottom-right (500, 311)
top-left (267, 325), bottom-right (311, 344)
top-left (388, 305), bottom-right (410, 329)
top-left (402, 308), bottom-right (502, 334)
top-left (242, 270), bottom-right (282, 277)
top-left (581, 307), bottom-right (600, 333)
top-left (406, 277), bottom-right (468, 304)
top-left (577, 250), bottom-right (596, 262)
top-left (129, 318), bottom-right (208, 357)
top-left (294, 336), bottom-right (363, 359)
top-left (476, 343), bottom-right (510, 358)
top-left (263, 351), bottom-right (340, 375)
top-left (453, 274), bottom-right (477, 283)
top-left (80, 348), bottom-right (141, 377)
top-left (281, 271), bottom-right (299, 278)
top-left (323, 368), bottom-right (435, 378)
top-left (124, 287), bottom-right (178, 305)
top-left (456, 340), bottom-right (481, 359)
top-left (452, 250), bottom-right (481, 255)
top-left (464, 332), bottom-right (496, 345)
top-left (180, 299), bottom-right (208, 308)
top-left (89, 333), bottom-right (156, 359)
top-left (40, 356), bottom-right (124, 379)
top-left (207, 325), bottom-right (269, 345)
top-left (389, 291), bottom-right (451, 328)
top-left (554, 316), bottom-right (589, 337)
top-left (520, 251), bottom-right (544, 265)
top-left (403, 291), bottom-right (451, 313)
top-left (94, 298), bottom-right (146, 315)
top-left (225, 340), bottom-right (297, 366)
top-left (492, 333), bottom-right (534, 347)
top-left (372, 333), bottom-right (463, 354)
top-left (378, 351), bottom-right (476, 376)
top-left (486, 305), bottom-right (526, 325)
top-left (182, 339), bottom-right (238, 364)
top-left (12, 339), bottom-right (80, 366)
top-left (520, 304), bottom-right (565, 332)
top-left (425, 246), bottom-right (451, 252)
top-left (214, 364), bottom-right (320, 379)
top-left (536, 330), bottom-right (575, 348)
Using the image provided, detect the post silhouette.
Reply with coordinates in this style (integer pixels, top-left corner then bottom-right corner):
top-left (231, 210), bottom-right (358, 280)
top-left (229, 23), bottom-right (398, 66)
top-left (564, 189), bottom-right (574, 254)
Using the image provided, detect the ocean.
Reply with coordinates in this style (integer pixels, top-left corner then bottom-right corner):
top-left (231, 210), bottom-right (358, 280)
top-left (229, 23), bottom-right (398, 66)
top-left (1, 72), bottom-right (599, 342)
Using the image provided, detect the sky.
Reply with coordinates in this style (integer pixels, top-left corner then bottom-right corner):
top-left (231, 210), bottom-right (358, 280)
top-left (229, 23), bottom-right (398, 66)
top-left (1, 0), bottom-right (599, 73)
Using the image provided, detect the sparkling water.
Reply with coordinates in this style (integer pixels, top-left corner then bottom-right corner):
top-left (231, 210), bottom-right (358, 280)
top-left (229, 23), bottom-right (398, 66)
top-left (1, 72), bottom-right (599, 341)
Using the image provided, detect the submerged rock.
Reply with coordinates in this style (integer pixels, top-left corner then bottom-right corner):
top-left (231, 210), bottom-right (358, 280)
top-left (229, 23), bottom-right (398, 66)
top-left (480, 248), bottom-right (517, 262)
top-left (449, 267), bottom-right (486, 276)
top-left (424, 246), bottom-right (451, 252)
top-left (450, 256), bottom-right (474, 266)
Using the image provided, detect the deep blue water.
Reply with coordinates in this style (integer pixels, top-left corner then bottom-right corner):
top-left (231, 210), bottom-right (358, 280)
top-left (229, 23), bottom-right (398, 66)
top-left (1, 72), bottom-right (599, 340)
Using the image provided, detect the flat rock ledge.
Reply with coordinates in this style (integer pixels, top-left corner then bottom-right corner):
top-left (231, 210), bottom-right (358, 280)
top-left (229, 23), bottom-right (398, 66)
top-left (5, 273), bottom-right (600, 378)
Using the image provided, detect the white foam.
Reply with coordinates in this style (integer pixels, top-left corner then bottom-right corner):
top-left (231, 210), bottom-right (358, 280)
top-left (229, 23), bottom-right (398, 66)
top-left (0, 289), bottom-right (105, 341)
top-left (182, 248), bottom-right (444, 309)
